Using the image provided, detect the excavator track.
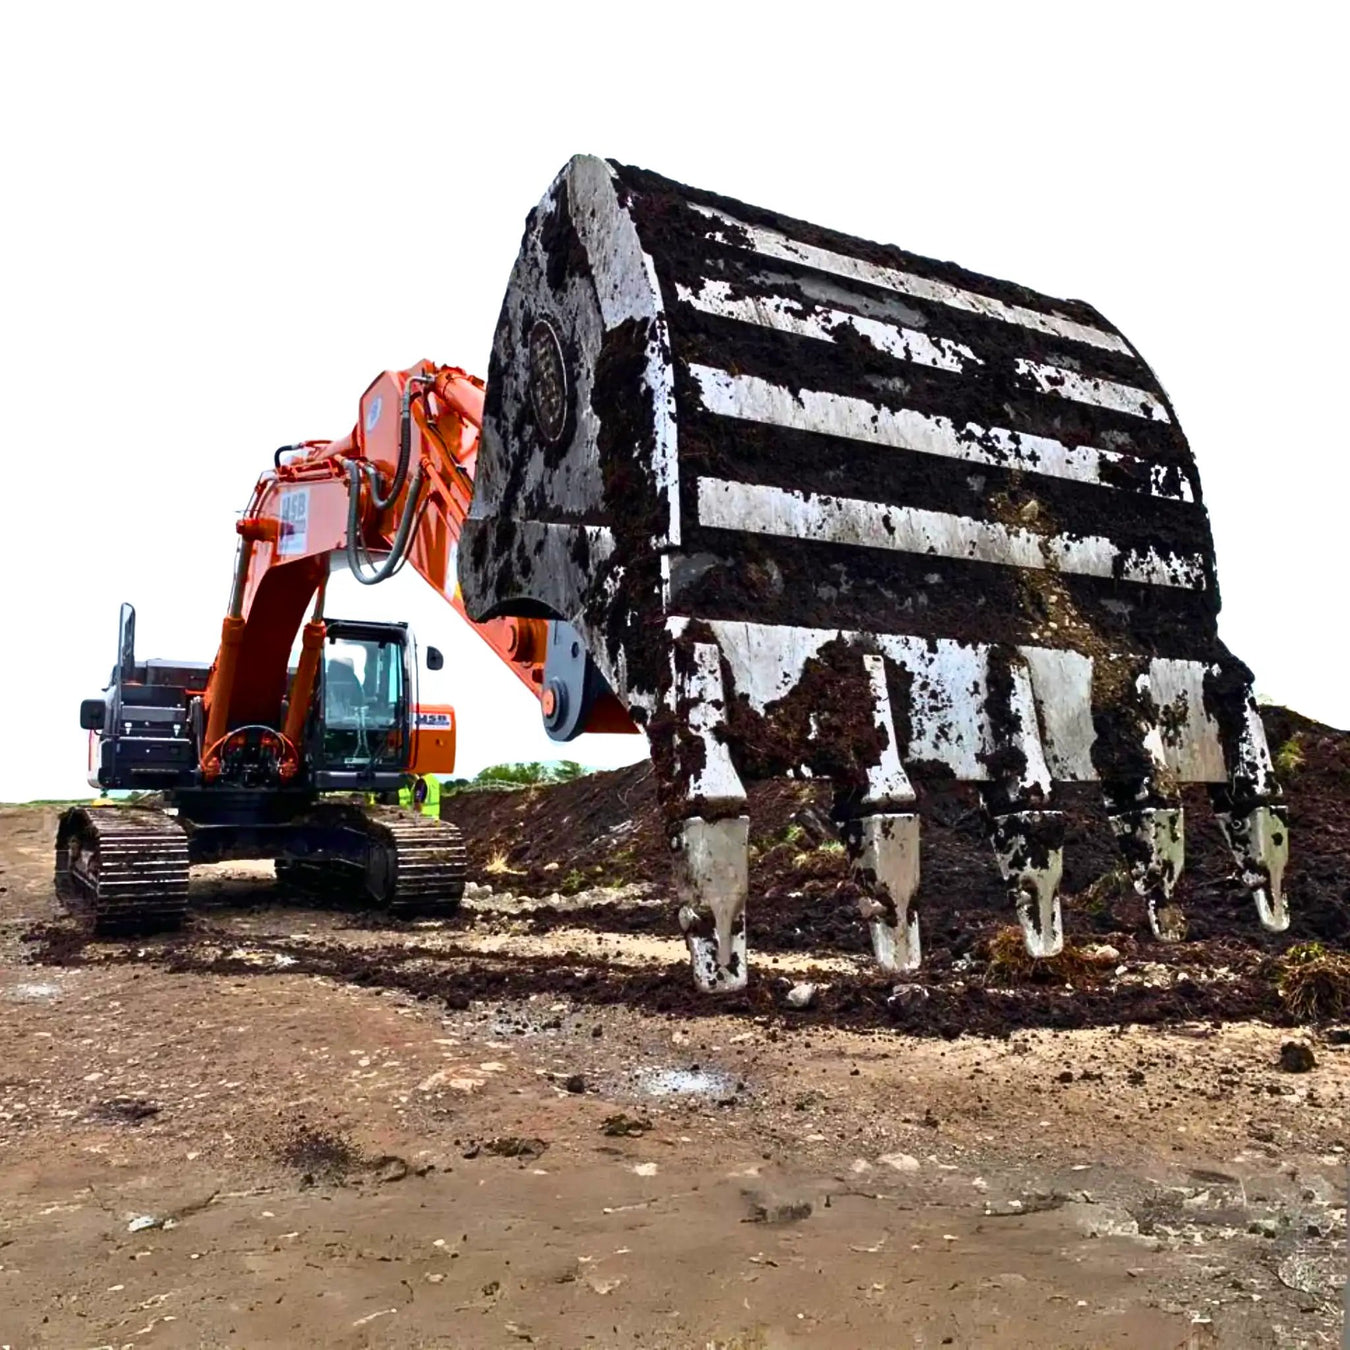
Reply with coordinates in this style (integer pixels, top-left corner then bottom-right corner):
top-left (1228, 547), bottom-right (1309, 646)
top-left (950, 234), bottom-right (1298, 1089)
top-left (276, 808), bottom-right (467, 919)
top-left (370, 811), bottom-right (468, 919)
top-left (54, 807), bottom-right (190, 934)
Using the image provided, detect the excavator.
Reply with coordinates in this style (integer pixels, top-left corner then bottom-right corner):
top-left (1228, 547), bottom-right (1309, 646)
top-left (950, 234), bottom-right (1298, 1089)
top-left (61, 155), bottom-right (1293, 994)
top-left (60, 363), bottom-right (636, 928)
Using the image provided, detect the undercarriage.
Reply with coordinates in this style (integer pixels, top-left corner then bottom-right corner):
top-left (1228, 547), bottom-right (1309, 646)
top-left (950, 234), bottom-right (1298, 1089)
top-left (54, 797), bottom-right (465, 933)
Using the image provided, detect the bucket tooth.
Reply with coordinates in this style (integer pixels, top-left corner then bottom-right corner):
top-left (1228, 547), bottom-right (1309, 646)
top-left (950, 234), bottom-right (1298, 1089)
top-left (858, 653), bottom-right (916, 811)
top-left (1215, 801), bottom-right (1290, 933)
top-left (841, 654), bottom-right (920, 970)
top-left (989, 810), bottom-right (1065, 958)
top-left (981, 651), bottom-right (1063, 957)
top-left (1109, 806), bottom-right (1187, 942)
top-left (1095, 669), bottom-right (1188, 943)
top-left (1206, 660), bottom-right (1291, 932)
top-left (844, 812), bottom-right (921, 972)
top-left (665, 637), bottom-right (750, 992)
top-left (676, 816), bottom-right (750, 992)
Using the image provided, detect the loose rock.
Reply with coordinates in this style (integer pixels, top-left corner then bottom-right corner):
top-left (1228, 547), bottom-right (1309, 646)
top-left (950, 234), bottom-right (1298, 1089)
top-left (1279, 1042), bottom-right (1316, 1073)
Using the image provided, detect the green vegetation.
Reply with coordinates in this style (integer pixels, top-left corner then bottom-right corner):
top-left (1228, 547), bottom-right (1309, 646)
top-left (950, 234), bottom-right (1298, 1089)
top-left (472, 760), bottom-right (589, 787)
top-left (441, 760), bottom-right (593, 797)
top-left (752, 821), bottom-right (808, 853)
top-left (792, 839), bottom-right (848, 873)
top-left (1077, 866), bottom-right (1134, 917)
top-left (1274, 734), bottom-right (1306, 778)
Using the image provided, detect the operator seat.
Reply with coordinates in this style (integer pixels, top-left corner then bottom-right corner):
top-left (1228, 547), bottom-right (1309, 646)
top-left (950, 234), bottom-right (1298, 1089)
top-left (325, 656), bottom-right (364, 721)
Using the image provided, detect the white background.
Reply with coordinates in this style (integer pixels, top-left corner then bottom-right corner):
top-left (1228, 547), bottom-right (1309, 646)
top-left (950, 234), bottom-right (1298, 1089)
top-left (1, 2), bottom-right (1344, 802)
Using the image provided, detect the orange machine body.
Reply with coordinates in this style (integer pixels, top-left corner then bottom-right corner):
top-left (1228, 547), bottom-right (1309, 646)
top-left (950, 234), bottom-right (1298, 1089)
top-left (199, 362), bottom-right (634, 771)
top-left (410, 704), bottom-right (457, 777)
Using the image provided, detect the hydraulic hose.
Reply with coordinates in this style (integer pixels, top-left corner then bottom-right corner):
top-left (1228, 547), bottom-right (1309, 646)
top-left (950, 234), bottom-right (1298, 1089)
top-left (366, 383), bottom-right (415, 512)
top-left (345, 457), bottom-right (425, 586)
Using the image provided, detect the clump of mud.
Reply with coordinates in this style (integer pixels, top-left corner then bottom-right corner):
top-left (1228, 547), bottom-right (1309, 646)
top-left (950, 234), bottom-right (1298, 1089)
top-left (1277, 943), bottom-right (1350, 1021)
top-left (980, 927), bottom-right (1114, 988)
top-left (275, 1122), bottom-right (366, 1185)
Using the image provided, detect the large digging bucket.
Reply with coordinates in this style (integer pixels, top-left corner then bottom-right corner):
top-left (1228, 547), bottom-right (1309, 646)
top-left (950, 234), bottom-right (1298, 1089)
top-left (461, 156), bottom-right (1289, 991)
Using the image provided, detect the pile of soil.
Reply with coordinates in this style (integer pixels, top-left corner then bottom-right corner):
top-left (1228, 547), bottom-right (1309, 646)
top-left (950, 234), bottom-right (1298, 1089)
top-left (443, 707), bottom-right (1349, 958)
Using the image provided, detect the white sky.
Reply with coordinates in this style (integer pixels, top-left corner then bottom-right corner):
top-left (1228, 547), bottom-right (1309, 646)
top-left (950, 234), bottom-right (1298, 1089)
top-left (2, 2), bottom-right (1344, 801)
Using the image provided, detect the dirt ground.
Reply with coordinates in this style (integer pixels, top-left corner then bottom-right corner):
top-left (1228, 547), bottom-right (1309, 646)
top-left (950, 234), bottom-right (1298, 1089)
top-left (1, 772), bottom-right (1347, 1346)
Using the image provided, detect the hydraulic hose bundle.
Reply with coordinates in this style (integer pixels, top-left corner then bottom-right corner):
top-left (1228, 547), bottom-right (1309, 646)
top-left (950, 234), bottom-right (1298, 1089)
top-left (346, 379), bottom-right (427, 585)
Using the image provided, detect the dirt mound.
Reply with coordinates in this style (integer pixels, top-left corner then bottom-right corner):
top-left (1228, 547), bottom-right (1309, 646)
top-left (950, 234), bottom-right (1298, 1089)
top-left (443, 707), bottom-right (1349, 956)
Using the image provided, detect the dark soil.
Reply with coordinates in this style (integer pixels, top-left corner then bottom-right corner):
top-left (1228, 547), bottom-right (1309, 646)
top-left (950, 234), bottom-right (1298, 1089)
top-left (18, 912), bottom-right (1296, 1041)
top-left (21, 706), bottom-right (1346, 1041)
top-left (442, 706), bottom-right (1349, 958)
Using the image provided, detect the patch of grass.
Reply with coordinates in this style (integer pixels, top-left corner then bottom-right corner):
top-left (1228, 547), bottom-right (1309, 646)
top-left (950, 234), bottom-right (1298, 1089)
top-left (483, 850), bottom-right (525, 876)
top-left (1277, 941), bottom-right (1350, 1021)
top-left (792, 841), bottom-right (849, 876)
top-left (1076, 866), bottom-right (1134, 917)
top-left (1274, 734), bottom-right (1306, 778)
top-left (982, 925), bottom-right (1110, 986)
top-left (559, 869), bottom-right (588, 896)
top-left (751, 821), bottom-right (820, 857)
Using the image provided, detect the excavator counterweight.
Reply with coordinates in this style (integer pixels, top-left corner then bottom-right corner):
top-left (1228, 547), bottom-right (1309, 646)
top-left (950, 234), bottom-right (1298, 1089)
top-left (460, 156), bottom-right (1291, 992)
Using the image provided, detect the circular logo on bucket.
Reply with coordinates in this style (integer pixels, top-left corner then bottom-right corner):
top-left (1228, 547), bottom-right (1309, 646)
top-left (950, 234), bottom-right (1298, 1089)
top-left (527, 317), bottom-right (569, 446)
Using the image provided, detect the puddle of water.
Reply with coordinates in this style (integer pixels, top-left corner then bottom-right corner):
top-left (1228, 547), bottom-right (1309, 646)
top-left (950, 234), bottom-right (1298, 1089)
top-left (634, 1067), bottom-right (737, 1099)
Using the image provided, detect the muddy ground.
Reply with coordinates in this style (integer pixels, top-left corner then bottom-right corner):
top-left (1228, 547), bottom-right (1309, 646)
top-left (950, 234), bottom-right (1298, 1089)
top-left (1, 713), bottom-right (1347, 1347)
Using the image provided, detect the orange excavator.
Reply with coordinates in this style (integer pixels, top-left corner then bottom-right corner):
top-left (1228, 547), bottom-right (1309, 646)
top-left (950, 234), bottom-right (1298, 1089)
top-left (58, 361), bottom-right (634, 930)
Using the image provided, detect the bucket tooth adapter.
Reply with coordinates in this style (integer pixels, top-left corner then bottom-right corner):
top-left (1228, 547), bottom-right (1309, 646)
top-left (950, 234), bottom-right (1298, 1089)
top-left (460, 155), bottom-right (1290, 991)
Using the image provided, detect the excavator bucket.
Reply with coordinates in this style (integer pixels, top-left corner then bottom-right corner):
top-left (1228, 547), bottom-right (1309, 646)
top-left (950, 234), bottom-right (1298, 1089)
top-left (459, 156), bottom-right (1290, 992)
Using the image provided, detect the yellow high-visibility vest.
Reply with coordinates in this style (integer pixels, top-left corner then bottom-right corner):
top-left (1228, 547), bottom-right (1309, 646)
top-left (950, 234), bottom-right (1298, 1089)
top-left (398, 776), bottom-right (441, 818)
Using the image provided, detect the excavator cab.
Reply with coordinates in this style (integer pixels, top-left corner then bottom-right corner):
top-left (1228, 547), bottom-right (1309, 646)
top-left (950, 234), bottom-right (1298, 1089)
top-left (308, 619), bottom-right (413, 793)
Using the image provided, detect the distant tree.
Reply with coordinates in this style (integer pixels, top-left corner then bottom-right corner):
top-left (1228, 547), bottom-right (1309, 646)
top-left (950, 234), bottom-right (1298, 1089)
top-left (472, 760), bottom-right (593, 787)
